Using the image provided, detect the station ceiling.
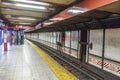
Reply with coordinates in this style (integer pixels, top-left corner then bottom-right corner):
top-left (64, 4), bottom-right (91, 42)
top-left (0, 0), bottom-right (82, 26)
top-left (0, 0), bottom-right (119, 31)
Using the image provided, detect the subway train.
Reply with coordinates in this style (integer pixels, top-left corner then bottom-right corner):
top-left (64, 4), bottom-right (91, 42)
top-left (26, 26), bottom-right (120, 79)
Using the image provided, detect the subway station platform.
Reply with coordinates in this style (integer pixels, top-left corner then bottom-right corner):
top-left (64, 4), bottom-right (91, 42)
top-left (0, 40), bottom-right (78, 80)
top-left (0, 0), bottom-right (120, 80)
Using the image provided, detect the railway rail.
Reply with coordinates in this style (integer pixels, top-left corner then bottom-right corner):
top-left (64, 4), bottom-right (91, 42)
top-left (28, 39), bottom-right (104, 80)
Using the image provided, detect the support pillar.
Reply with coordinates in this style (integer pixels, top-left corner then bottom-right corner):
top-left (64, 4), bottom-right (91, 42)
top-left (4, 28), bottom-right (7, 51)
top-left (10, 31), bottom-right (12, 45)
top-left (0, 30), bottom-right (2, 45)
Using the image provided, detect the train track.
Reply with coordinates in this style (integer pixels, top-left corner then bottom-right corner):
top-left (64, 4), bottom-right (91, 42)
top-left (29, 39), bottom-right (104, 80)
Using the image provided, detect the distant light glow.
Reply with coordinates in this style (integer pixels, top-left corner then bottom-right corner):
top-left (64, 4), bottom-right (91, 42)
top-left (16, 25), bottom-right (23, 28)
top-left (17, 17), bottom-right (36, 20)
top-left (15, 3), bottom-right (46, 10)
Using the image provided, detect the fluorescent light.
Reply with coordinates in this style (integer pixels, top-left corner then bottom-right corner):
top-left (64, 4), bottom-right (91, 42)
top-left (12, 0), bottom-right (50, 6)
top-left (68, 7), bottom-right (87, 14)
top-left (15, 3), bottom-right (46, 10)
top-left (50, 18), bottom-right (64, 20)
top-left (4, 8), bottom-right (13, 10)
top-left (44, 22), bottom-right (53, 25)
top-left (19, 23), bottom-right (32, 25)
top-left (68, 9), bottom-right (85, 14)
top-left (2, 2), bottom-right (47, 10)
top-left (0, 8), bottom-right (13, 11)
top-left (2, 2), bottom-right (13, 5)
top-left (17, 17), bottom-right (36, 20)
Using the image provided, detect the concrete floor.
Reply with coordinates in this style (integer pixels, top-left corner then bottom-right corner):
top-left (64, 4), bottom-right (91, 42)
top-left (0, 42), bottom-right (58, 80)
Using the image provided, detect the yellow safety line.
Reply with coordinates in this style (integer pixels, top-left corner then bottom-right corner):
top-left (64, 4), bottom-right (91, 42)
top-left (26, 40), bottom-right (79, 80)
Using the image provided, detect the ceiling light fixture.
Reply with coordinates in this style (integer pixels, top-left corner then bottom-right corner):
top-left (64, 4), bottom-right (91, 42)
top-left (68, 7), bottom-right (87, 14)
top-left (12, 0), bottom-right (50, 6)
top-left (19, 22), bottom-right (32, 25)
top-left (17, 17), bottom-right (36, 20)
top-left (68, 9), bottom-right (85, 14)
top-left (44, 22), bottom-right (53, 25)
top-left (2, 2), bottom-right (13, 5)
top-left (15, 3), bottom-right (46, 10)
top-left (2, 2), bottom-right (47, 10)
top-left (49, 18), bottom-right (64, 21)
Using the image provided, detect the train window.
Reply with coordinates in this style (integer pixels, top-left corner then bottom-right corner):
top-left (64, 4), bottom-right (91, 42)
top-left (104, 28), bottom-right (120, 77)
top-left (87, 29), bottom-right (103, 68)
